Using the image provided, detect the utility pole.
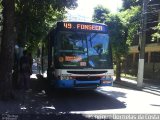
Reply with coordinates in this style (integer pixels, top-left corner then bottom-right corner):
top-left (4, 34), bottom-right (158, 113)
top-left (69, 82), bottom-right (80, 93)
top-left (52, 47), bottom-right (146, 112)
top-left (137, 0), bottom-right (149, 87)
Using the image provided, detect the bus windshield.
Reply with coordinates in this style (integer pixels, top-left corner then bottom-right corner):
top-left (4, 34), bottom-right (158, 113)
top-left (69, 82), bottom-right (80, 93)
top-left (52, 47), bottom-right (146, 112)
top-left (55, 31), bottom-right (113, 69)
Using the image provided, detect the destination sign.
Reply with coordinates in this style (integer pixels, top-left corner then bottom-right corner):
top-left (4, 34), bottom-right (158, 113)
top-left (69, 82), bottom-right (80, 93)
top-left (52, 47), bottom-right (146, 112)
top-left (57, 22), bottom-right (107, 32)
top-left (64, 23), bottom-right (103, 31)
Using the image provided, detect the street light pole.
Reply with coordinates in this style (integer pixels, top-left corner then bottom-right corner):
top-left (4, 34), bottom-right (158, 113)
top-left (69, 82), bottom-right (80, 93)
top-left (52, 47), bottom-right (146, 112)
top-left (137, 0), bottom-right (149, 87)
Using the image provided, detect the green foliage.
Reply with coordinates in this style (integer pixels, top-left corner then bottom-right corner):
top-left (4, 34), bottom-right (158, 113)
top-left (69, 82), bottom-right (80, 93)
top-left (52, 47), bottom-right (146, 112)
top-left (0, 1), bottom-right (2, 12)
top-left (152, 23), bottom-right (160, 42)
top-left (92, 5), bottom-right (110, 23)
top-left (105, 14), bottom-right (128, 60)
top-left (122, 0), bottom-right (142, 10)
top-left (0, 0), bottom-right (2, 26)
top-left (121, 0), bottom-right (142, 46)
top-left (105, 14), bottom-right (130, 80)
top-left (15, 0), bottom-right (78, 52)
top-left (119, 6), bottom-right (141, 45)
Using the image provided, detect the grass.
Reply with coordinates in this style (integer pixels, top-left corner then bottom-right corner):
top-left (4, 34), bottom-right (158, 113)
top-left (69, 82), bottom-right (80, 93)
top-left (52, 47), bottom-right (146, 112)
top-left (121, 73), bottom-right (137, 81)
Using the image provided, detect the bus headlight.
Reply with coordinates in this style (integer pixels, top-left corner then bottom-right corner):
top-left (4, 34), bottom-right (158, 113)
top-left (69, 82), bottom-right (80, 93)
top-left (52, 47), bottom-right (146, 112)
top-left (101, 75), bottom-right (112, 80)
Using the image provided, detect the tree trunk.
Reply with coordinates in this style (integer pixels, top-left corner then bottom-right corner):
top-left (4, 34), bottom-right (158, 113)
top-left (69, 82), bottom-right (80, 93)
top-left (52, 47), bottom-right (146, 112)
top-left (115, 58), bottom-right (121, 81)
top-left (0, 0), bottom-right (15, 100)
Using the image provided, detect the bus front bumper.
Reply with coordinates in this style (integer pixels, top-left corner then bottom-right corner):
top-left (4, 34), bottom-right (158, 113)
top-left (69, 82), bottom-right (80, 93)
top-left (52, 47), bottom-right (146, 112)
top-left (54, 79), bottom-right (113, 89)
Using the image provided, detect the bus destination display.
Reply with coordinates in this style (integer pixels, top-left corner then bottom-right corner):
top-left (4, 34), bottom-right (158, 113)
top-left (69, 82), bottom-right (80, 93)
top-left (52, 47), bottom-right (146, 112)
top-left (63, 22), bottom-right (106, 32)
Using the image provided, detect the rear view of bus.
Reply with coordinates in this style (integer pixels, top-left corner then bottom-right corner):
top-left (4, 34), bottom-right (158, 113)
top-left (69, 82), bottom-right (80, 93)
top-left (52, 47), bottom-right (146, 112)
top-left (48, 22), bottom-right (114, 89)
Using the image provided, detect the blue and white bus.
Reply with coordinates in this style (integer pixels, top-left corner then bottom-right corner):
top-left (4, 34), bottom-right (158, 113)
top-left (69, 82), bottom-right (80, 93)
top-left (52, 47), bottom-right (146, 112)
top-left (45, 21), bottom-right (113, 89)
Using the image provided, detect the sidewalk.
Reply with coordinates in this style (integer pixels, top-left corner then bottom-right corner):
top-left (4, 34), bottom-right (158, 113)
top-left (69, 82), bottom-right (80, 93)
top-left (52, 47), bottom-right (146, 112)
top-left (0, 75), bottom-right (56, 115)
top-left (0, 74), bottom-right (96, 120)
top-left (114, 77), bottom-right (160, 96)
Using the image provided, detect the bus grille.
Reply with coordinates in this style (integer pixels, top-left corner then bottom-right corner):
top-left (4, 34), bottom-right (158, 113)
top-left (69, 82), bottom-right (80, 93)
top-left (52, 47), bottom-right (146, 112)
top-left (75, 76), bottom-right (101, 81)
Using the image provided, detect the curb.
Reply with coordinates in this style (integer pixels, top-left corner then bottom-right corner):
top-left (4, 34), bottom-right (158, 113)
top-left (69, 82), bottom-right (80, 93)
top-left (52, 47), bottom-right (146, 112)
top-left (114, 81), bottom-right (142, 90)
top-left (114, 81), bottom-right (160, 96)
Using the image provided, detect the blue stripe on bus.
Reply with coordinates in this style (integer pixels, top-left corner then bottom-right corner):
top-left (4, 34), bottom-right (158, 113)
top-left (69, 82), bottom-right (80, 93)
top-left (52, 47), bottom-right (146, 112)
top-left (55, 80), bottom-right (74, 88)
top-left (75, 80), bottom-right (100, 84)
top-left (54, 79), bottom-right (113, 88)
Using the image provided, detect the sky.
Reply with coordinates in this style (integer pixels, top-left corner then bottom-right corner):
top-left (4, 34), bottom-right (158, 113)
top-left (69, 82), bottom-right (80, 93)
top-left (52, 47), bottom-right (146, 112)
top-left (67, 0), bottom-right (123, 21)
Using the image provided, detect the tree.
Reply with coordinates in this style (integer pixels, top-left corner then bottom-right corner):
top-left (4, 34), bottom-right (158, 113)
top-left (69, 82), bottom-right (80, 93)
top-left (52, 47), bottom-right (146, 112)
top-left (121, 0), bottom-right (142, 10)
top-left (119, 6), bottom-right (141, 46)
top-left (15, 0), bottom-right (78, 51)
top-left (0, 0), bottom-right (78, 100)
top-left (105, 15), bottom-right (128, 81)
top-left (0, 0), bottom-right (15, 99)
top-left (92, 5), bottom-right (110, 23)
top-left (152, 23), bottom-right (160, 42)
top-left (0, 1), bottom-right (2, 52)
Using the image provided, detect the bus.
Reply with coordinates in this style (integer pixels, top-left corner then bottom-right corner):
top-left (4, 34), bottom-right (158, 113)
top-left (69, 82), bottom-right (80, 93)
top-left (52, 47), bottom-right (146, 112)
top-left (45, 21), bottom-right (114, 89)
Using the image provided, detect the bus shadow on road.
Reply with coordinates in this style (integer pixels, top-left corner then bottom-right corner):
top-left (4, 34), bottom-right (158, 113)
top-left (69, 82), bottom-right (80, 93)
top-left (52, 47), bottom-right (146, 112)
top-left (20, 77), bottom-right (126, 114)
top-left (47, 89), bottom-right (126, 112)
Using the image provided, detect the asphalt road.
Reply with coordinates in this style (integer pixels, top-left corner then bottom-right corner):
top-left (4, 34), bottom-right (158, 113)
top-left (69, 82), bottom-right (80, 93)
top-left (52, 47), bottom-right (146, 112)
top-left (23, 75), bottom-right (160, 114)
top-left (1, 77), bottom-right (160, 120)
top-left (44, 84), bottom-right (160, 114)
